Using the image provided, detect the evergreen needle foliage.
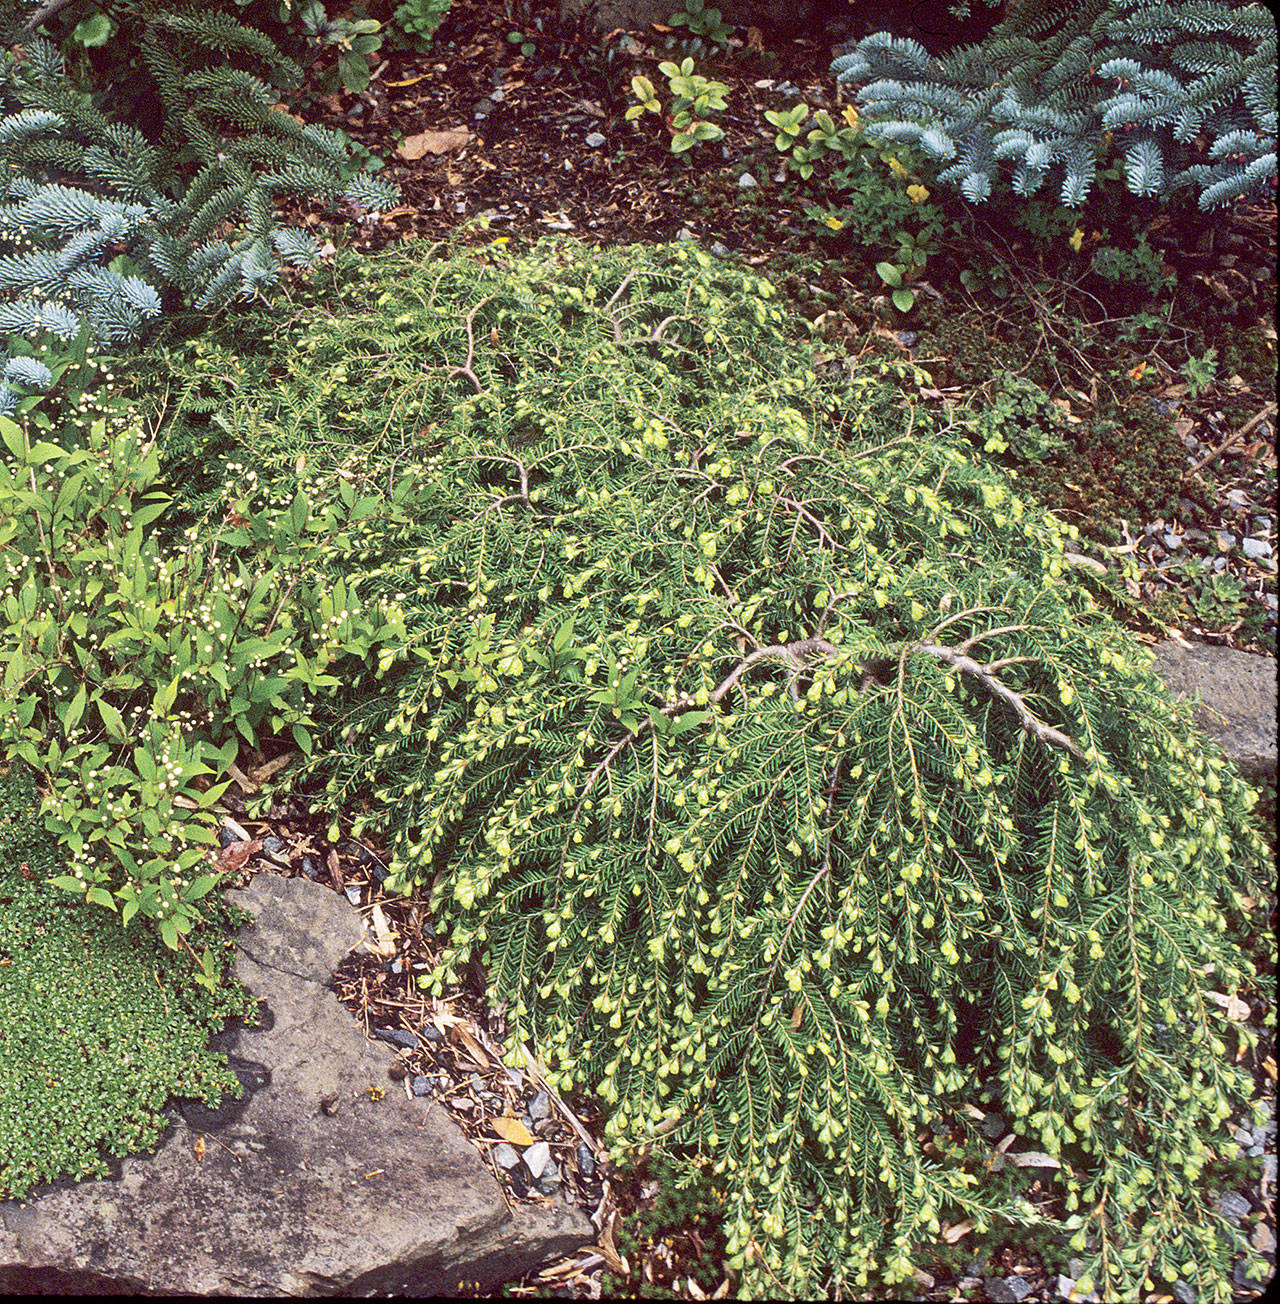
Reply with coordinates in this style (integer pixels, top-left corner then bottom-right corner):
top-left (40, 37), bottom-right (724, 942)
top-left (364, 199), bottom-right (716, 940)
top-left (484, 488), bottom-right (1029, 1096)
top-left (129, 242), bottom-right (1272, 1298)
top-left (833, 0), bottom-right (1278, 209)
top-left (0, 5), bottom-right (396, 356)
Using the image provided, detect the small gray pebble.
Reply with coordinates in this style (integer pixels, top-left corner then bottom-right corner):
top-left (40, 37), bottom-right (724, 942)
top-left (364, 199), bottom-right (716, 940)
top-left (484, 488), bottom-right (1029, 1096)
top-left (1253, 1120), bottom-right (1277, 1145)
top-left (1164, 531), bottom-right (1183, 549)
top-left (344, 884), bottom-right (362, 906)
top-left (1068, 1260), bottom-right (1087, 1280)
top-left (577, 1143), bottom-right (596, 1176)
top-left (1215, 531), bottom-right (1237, 550)
top-left (1171, 1281), bottom-right (1196, 1304)
top-left (301, 856), bottom-right (320, 879)
top-left (411, 1075), bottom-right (432, 1097)
top-left (522, 1140), bottom-right (551, 1178)
top-left (421, 1025), bottom-right (444, 1044)
top-left (372, 1026), bottom-right (419, 1050)
top-left (529, 1089), bottom-right (551, 1120)
top-left (958, 1278), bottom-right (982, 1292)
top-left (710, 241), bottom-right (730, 257)
top-left (895, 330), bottom-right (918, 347)
top-left (1247, 1144), bottom-right (1264, 1157)
top-left (538, 1166), bottom-right (562, 1192)
top-left (1215, 1190), bottom-right (1251, 1221)
top-left (677, 227), bottom-right (696, 241)
top-left (1243, 536), bottom-right (1272, 559)
top-left (584, 131), bottom-right (606, 147)
top-left (217, 826), bottom-right (240, 848)
top-left (1056, 1275), bottom-right (1077, 1300)
top-left (1251, 1222), bottom-right (1276, 1253)
top-left (965, 1258), bottom-right (987, 1277)
top-left (985, 1278), bottom-right (1032, 1303)
top-left (261, 835), bottom-right (285, 855)
top-left (738, 172), bottom-right (757, 188)
top-left (492, 1143), bottom-right (521, 1170)
top-left (982, 1112), bottom-right (1006, 1139)
top-left (468, 1073), bottom-right (484, 1091)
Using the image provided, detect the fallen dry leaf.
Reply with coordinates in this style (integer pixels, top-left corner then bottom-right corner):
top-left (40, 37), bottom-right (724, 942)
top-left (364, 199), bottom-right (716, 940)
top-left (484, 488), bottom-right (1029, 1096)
top-left (1206, 990), bottom-right (1250, 1021)
top-left (942, 1219), bottom-right (974, 1243)
top-left (1009, 1151), bottom-right (1062, 1169)
top-left (397, 128), bottom-right (470, 159)
top-left (491, 1115), bottom-right (537, 1147)
top-left (453, 1024), bottom-right (491, 1067)
top-left (193, 1134), bottom-right (206, 1162)
top-left (215, 839), bottom-right (262, 873)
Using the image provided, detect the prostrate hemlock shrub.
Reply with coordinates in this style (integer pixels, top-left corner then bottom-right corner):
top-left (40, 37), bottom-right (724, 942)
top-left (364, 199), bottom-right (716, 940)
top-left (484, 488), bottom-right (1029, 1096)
top-left (833, 0), bottom-right (1278, 209)
top-left (177, 242), bottom-right (1271, 1300)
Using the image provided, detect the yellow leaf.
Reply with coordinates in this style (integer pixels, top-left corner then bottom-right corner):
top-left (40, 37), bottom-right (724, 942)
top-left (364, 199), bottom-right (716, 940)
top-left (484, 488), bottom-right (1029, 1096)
top-left (842, 106), bottom-right (860, 129)
top-left (193, 1134), bottom-right (206, 1162)
top-left (887, 157), bottom-right (909, 178)
top-left (823, 215), bottom-right (845, 230)
top-left (1069, 228), bottom-right (1085, 252)
top-left (491, 1115), bottom-right (537, 1146)
top-left (907, 184), bottom-right (930, 203)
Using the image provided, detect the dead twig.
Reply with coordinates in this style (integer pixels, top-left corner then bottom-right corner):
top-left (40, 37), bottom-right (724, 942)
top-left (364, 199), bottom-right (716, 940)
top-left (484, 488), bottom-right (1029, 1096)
top-left (1181, 401), bottom-right (1277, 480)
top-left (448, 296), bottom-right (493, 395)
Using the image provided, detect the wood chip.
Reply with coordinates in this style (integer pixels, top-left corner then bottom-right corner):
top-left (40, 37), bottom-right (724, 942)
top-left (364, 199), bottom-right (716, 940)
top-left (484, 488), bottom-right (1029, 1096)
top-left (397, 128), bottom-right (470, 159)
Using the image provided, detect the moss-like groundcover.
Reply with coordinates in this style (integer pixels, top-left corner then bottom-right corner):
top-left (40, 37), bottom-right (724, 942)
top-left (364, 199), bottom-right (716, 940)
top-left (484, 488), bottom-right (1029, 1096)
top-left (0, 761), bottom-right (254, 1201)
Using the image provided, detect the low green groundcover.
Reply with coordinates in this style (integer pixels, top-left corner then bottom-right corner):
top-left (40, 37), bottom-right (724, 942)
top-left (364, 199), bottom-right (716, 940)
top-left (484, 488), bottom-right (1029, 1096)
top-left (0, 762), bottom-right (254, 1201)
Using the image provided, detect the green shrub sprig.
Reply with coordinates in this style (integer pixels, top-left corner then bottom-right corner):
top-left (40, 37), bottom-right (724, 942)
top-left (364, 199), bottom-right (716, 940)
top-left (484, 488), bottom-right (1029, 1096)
top-left (0, 401), bottom-right (408, 973)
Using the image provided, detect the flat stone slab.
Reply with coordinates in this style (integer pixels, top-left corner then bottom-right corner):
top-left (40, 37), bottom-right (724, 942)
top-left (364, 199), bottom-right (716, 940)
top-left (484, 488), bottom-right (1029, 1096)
top-left (0, 874), bottom-right (588, 1295)
top-left (1152, 640), bottom-right (1277, 779)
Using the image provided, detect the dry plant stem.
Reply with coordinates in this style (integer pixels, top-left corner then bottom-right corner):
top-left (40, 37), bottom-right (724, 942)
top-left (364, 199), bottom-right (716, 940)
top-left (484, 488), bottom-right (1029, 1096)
top-left (514, 1039), bottom-right (601, 1156)
top-left (22, 0), bottom-right (79, 31)
top-left (1182, 401), bottom-right (1277, 480)
top-left (448, 297), bottom-right (492, 395)
top-left (915, 641), bottom-right (1087, 761)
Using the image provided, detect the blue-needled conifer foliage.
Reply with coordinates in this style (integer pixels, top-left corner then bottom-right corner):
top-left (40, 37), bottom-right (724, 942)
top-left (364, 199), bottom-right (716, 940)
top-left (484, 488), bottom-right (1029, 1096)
top-left (0, 2), bottom-right (396, 409)
top-left (833, 1), bottom-right (1276, 210)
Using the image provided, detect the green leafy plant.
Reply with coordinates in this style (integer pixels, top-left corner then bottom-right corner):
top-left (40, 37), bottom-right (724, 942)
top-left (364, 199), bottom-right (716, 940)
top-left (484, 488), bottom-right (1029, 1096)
top-left (190, 240), bottom-right (1271, 1300)
top-left (0, 758), bottom-right (256, 1200)
top-left (874, 258), bottom-right (916, 312)
top-left (627, 57), bottom-right (728, 154)
top-left (1182, 345), bottom-right (1219, 398)
top-left (960, 374), bottom-right (1071, 462)
top-left (296, 0), bottom-right (382, 94)
top-left (0, 391), bottom-right (408, 971)
top-left (667, 0), bottom-right (734, 50)
top-left (392, 0), bottom-right (452, 52)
